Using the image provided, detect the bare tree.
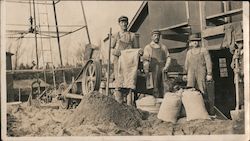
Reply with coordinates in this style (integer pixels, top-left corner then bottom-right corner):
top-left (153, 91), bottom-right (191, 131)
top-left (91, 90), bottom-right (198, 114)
top-left (14, 38), bottom-right (23, 70)
top-left (75, 42), bottom-right (86, 65)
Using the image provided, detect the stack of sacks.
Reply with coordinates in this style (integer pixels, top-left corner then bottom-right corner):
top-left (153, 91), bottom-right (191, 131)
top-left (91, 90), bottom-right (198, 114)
top-left (157, 88), bottom-right (210, 123)
top-left (136, 95), bottom-right (162, 113)
top-left (157, 90), bottom-right (183, 123)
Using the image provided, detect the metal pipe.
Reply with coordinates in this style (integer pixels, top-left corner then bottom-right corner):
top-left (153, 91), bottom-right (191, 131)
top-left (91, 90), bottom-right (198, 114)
top-left (52, 0), bottom-right (65, 82)
top-left (32, 0), bottom-right (39, 69)
top-left (80, 0), bottom-right (91, 44)
top-left (106, 28), bottom-right (112, 96)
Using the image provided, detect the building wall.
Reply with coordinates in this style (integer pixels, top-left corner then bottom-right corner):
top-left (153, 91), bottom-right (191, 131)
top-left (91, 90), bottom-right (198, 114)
top-left (131, 1), bottom-right (242, 73)
top-left (133, 1), bottom-right (188, 72)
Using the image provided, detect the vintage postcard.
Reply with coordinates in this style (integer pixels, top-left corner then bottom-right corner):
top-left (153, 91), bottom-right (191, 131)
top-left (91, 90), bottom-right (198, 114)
top-left (1, 1), bottom-right (249, 141)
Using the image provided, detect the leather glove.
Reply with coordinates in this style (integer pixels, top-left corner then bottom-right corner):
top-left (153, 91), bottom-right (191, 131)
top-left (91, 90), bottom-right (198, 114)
top-left (138, 48), bottom-right (144, 56)
top-left (206, 74), bottom-right (213, 81)
top-left (112, 49), bottom-right (121, 57)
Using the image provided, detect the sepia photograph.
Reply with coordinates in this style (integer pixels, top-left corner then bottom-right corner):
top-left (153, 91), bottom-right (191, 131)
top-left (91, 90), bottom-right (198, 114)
top-left (1, 1), bottom-right (249, 141)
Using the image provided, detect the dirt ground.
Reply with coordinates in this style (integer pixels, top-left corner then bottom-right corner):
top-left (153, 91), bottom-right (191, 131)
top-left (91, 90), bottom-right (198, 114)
top-left (7, 93), bottom-right (244, 137)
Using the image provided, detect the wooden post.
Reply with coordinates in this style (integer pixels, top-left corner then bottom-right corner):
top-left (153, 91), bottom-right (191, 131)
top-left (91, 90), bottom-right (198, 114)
top-left (199, 1), bottom-right (207, 48)
top-left (223, 1), bottom-right (230, 23)
top-left (32, 0), bottom-right (39, 69)
top-left (52, 0), bottom-right (66, 83)
top-left (106, 28), bottom-right (112, 96)
top-left (80, 1), bottom-right (91, 44)
top-left (18, 88), bottom-right (21, 102)
top-left (185, 1), bottom-right (190, 21)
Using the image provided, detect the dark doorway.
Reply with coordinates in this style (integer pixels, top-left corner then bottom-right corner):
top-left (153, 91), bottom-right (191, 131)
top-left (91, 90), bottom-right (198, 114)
top-left (210, 48), bottom-right (235, 119)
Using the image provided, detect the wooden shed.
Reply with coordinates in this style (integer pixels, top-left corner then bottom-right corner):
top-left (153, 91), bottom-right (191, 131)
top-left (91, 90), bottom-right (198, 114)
top-left (127, 1), bottom-right (243, 118)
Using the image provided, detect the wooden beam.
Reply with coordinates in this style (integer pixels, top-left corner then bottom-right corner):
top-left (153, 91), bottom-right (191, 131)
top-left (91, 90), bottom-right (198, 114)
top-left (159, 22), bottom-right (189, 31)
top-left (207, 44), bottom-right (222, 51)
top-left (162, 34), bottom-right (188, 42)
top-left (6, 67), bottom-right (82, 73)
top-left (206, 8), bottom-right (242, 20)
top-left (65, 93), bottom-right (83, 99)
top-left (202, 21), bottom-right (242, 38)
top-left (128, 1), bottom-right (148, 31)
top-left (202, 25), bottom-right (225, 38)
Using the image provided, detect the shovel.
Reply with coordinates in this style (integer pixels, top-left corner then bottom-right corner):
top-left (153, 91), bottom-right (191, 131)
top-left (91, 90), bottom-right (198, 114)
top-left (230, 49), bottom-right (244, 121)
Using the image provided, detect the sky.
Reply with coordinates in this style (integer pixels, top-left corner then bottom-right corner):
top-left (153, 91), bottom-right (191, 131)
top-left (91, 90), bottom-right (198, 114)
top-left (5, 1), bottom-right (142, 68)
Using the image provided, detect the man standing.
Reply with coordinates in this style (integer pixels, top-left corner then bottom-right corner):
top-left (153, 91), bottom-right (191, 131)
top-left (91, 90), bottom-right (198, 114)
top-left (184, 33), bottom-right (213, 94)
top-left (143, 30), bottom-right (171, 98)
top-left (111, 16), bottom-right (139, 105)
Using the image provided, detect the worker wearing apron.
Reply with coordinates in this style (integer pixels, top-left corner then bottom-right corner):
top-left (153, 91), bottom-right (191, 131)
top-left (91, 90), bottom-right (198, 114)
top-left (111, 16), bottom-right (141, 105)
top-left (184, 33), bottom-right (213, 94)
top-left (143, 30), bottom-right (171, 98)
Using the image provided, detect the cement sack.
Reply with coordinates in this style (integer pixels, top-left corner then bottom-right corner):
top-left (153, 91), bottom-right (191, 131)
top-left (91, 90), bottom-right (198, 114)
top-left (157, 92), bottom-right (182, 123)
top-left (136, 96), bottom-right (161, 113)
top-left (182, 89), bottom-right (210, 121)
top-left (136, 95), bottom-right (156, 106)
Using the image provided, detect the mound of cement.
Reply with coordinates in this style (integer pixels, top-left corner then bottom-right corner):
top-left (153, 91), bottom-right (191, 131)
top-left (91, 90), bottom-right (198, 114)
top-left (64, 91), bottom-right (143, 129)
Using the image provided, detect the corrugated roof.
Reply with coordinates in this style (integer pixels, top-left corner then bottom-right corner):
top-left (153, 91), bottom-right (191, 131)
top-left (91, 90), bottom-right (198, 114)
top-left (13, 79), bottom-right (50, 89)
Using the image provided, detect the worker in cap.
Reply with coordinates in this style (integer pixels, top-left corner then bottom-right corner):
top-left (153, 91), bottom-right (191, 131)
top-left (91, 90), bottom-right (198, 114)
top-left (184, 33), bottom-right (212, 94)
top-left (111, 15), bottom-right (142, 105)
top-left (230, 39), bottom-right (244, 109)
top-left (143, 29), bottom-right (171, 98)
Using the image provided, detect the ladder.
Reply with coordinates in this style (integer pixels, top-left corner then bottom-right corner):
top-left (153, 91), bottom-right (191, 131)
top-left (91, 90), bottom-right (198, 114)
top-left (37, 0), bottom-right (56, 89)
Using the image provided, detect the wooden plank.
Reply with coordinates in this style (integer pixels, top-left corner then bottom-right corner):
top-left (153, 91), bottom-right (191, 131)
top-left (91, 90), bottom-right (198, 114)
top-left (7, 102), bottom-right (22, 105)
top-left (202, 21), bottom-right (242, 38)
top-left (162, 34), bottom-right (188, 42)
top-left (206, 8), bottom-right (242, 20)
top-left (6, 67), bottom-right (82, 73)
top-left (207, 44), bottom-right (222, 50)
top-left (65, 93), bottom-right (83, 99)
top-left (202, 25), bottom-right (225, 38)
top-left (159, 22), bottom-right (188, 31)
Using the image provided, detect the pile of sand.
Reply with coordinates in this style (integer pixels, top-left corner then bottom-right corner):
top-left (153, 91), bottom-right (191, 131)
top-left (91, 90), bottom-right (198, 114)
top-left (7, 102), bottom-right (73, 136)
top-left (6, 92), bottom-right (244, 136)
top-left (64, 91), bottom-right (143, 130)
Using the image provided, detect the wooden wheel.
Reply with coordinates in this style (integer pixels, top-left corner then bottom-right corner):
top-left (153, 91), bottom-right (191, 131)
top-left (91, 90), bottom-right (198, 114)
top-left (82, 60), bottom-right (101, 95)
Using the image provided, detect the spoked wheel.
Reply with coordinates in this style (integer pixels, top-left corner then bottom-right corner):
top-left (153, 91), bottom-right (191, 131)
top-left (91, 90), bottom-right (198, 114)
top-left (82, 60), bottom-right (101, 95)
top-left (58, 83), bottom-right (69, 109)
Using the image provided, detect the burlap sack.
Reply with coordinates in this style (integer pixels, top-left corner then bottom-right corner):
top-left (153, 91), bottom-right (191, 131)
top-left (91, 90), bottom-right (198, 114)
top-left (182, 89), bottom-right (210, 121)
top-left (157, 92), bottom-right (182, 123)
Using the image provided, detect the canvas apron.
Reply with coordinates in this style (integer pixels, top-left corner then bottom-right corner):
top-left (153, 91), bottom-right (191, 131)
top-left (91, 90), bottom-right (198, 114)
top-left (149, 45), bottom-right (166, 98)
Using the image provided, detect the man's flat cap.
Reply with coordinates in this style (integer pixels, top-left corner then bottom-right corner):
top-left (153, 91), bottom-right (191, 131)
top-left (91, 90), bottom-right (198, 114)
top-left (151, 29), bottom-right (161, 35)
top-left (118, 16), bottom-right (128, 22)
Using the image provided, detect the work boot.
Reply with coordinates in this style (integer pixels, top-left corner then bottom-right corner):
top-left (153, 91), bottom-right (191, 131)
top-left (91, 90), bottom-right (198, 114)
top-left (114, 90), bottom-right (123, 104)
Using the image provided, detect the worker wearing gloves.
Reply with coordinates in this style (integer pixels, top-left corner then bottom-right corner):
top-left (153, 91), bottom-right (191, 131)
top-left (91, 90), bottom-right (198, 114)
top-left (184, 33), bottom-right (213, 94)
top-left (143, 30), bottom-right (171, 98)
top-left (111, 16), bottom-right (142, 105)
